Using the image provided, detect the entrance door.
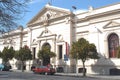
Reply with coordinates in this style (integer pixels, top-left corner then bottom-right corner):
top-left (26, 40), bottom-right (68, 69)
top-left (43, 56), bottom-right (50, 66)
top-left (42, 43), bottom-right (51, 66)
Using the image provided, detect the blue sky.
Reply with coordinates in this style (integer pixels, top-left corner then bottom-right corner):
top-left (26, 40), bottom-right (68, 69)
top-left (18, 0), bottom-right (120, 27)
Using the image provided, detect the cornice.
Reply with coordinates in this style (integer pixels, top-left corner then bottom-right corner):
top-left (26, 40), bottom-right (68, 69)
top-left (37, 34), bottom-right (57, 41)
top-left (77, 9), bottom-right (120, 23)
top-left (76, 17), bottom-right (120, 28)
top-left (1, 30), bottom-right (28, 38)
top-left (77, 3), bottom-right (120, 23)
top-left (38, 34), bottom-right (57, 38)
top-left (88, 9), bottom-right (120, 20)
top-left (76, 31), bottom-right (89, 34)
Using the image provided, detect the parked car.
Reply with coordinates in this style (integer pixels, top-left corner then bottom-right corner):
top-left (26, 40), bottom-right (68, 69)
top-left (32, 65), bottom-right (56, 75)
top-left (0, 64), bottom-right (4, 71)
top-left (0, 64), bottom-right (11, 71)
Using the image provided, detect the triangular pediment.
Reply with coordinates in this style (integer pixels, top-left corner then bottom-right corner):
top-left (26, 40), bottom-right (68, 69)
top-left (27, 4), bottom-right (71, 26)
top-left (103, 21), bottom-right (120, 29)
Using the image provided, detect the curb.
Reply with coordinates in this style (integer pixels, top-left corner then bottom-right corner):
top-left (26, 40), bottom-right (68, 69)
top-left (55, 73), bottom-right (120, 80)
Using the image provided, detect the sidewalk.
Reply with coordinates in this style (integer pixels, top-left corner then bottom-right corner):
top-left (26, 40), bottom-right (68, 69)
top-left (55, 73), bottom-right (120, 80)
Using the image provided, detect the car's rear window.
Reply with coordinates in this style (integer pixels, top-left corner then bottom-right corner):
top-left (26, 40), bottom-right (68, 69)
top-left (37, 66), bottom-right (47, 68)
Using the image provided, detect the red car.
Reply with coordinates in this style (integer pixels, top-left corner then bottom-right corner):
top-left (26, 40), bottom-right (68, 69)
top-left (32, 66), bottom-right (56, 75)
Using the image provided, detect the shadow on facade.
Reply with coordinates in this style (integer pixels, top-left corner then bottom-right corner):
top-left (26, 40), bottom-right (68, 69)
top-left (56, 59), bottom-right (71, 73)
top-left (15, 60), bottom-right (26, 70)
top-left (91, 54), bottom-right (119, 75)
top-left (31, 59), bottom-right (41, 70)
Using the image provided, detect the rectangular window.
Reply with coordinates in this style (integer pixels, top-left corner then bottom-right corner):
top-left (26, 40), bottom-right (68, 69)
top-left (58, 45), bottom-right (62, 59)
top-left (32, 47), bottom-right (36, 59)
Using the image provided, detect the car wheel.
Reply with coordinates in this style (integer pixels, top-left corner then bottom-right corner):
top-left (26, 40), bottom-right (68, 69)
top-left (45, 72), bottom-right (48, 75)
top-left (51, 73), bottom-right (54, 75)
top-left (33, 72), bottom-right (36, 74)
top-left (33, 71), bottom-right (37, 74)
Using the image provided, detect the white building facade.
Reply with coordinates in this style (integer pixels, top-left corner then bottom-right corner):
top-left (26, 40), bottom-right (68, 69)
top-left (0, 3), bottom-right (120, 74)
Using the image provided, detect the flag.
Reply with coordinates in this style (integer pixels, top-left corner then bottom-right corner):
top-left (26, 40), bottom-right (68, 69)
top-left (65, 42), bottom-right (69, 56)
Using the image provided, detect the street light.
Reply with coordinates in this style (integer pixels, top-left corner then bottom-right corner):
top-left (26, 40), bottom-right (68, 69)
top-left (72, 6), bottom-right (78, 74)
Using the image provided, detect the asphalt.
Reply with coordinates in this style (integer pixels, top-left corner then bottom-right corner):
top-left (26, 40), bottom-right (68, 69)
top-left (11, 70), bottom-right (120, 80)
top-left (55, 73), bottom-right (120, 80)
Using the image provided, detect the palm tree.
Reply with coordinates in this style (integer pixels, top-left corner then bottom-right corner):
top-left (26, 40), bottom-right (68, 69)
top-left (117, 46), bottom-right (120, 58)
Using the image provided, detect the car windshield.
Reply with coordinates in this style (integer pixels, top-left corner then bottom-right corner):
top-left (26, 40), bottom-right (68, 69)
top-left (36, 65), bottom-right (54, 68)
top-left (37, 66), bottom-right (47, 68)
top-left (47, 64), bottom-right (53, 68)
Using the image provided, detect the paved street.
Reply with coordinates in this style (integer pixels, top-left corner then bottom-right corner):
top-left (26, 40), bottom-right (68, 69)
top-left (0, 71), bottom-right (119, 80)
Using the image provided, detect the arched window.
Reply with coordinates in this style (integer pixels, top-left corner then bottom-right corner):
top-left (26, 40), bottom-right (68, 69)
top-left (42, 42), bottom-right (51, 49)
top-left (108, 33), bottom-right (119, 58)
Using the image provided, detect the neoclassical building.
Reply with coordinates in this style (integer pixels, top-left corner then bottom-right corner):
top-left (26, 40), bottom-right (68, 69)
top-left (0, 3), bottom-right (120, 74)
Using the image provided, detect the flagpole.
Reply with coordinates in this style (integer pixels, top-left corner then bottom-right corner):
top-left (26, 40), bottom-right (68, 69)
top-left (95, 27), bottom-right (101, 54)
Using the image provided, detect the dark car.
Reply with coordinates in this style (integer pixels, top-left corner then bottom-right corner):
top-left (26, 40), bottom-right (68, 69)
top-left (0, 64), bottom-right (4, 71)
top-left (0, 64), bottom-right (11, 71)
top-left (32, 66), bottom-right (56, 75)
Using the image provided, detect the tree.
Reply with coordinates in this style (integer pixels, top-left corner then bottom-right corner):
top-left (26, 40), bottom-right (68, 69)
top-left (0, 50), bottom-right (2, 57)
top-left (70, 38), bottom-right (99, 77)
top-left (0, 0), bottom-right (29, 32)
top-left (116, 46), bottom-right (120, 58)
top-left (15, 45), bottom-right (32, 72)
top-left (38, 46), bottom-right (56, 66)
top-left (0, 46), bottom-right (15, 65)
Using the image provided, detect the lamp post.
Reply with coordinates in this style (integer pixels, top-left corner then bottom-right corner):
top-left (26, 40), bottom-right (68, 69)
top-left (72, 6), bottom-right (78, 74)
top-left (48, 0), bottom-right (53, 5)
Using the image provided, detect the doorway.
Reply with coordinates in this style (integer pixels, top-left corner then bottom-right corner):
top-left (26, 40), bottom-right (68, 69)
top-left (42, 42), bottom-right (51, 66)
